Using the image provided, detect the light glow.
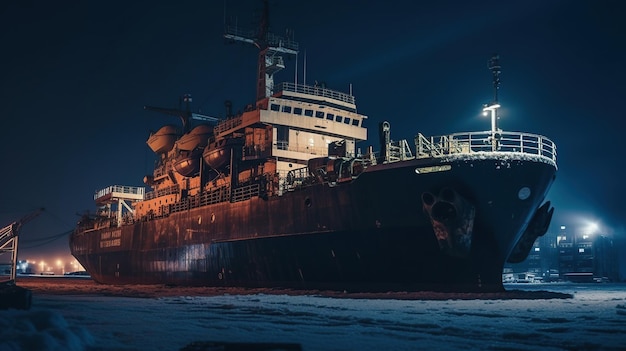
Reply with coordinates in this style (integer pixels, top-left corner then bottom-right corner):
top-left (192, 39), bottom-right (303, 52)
top-left (585, 222), bottom-right (599, 234)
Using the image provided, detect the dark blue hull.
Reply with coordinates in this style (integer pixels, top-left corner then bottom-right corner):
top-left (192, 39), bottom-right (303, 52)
top-left (70, 155), bottom-right (556, 292)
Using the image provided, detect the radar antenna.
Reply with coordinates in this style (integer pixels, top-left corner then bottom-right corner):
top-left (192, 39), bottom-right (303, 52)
top-left (224, 0), bottom-right (299, 102)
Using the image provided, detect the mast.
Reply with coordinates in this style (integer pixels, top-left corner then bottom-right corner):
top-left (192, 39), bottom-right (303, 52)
top-left (224, 0), bottom-right (299, 102)
top-left (482, 54), bottom-right (502, 150)
top-left (489, 55), bottom-right (501, 104)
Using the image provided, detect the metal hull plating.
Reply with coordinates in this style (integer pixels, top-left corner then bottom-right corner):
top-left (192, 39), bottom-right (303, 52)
top-left (70, 155), bottom-right (556, 292)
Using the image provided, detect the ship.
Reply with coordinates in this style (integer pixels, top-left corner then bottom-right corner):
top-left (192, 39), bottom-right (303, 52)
top-left (70, 2), bottom-right (557, 292)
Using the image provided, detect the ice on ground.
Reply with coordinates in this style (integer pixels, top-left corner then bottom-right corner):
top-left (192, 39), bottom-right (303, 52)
top-left (1, 283), bottom-right (625, 351)
top-left (0, 309), bottom-right (93, 351)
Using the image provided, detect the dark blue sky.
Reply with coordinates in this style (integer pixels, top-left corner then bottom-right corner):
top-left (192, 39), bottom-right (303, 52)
top-left (1, 0), bottom-right (624, 261)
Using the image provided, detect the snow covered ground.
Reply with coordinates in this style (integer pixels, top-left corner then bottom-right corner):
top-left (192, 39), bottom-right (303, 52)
top-left (1, 282), bottom-right (625, 350)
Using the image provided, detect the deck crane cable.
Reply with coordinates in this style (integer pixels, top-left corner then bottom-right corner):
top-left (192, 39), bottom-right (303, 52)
top-left (19, 229), bottom-right (74, 248)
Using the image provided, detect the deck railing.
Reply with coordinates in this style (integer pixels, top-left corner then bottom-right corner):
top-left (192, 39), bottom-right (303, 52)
top-left (416, 131), bottom-right (557, 165)
top-left (278, 82), bottom-right (355, 105)
top-left (94, 185), bottom-right (145, 201)
top-left (144, 185), bottom-right (179, 201)
top-left (214, 116), bottom-right (243, 135)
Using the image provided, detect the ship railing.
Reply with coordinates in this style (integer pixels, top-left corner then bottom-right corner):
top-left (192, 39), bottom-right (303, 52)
top-left (214, 116), bottom-right (243, 135)
top-left (415, 131), bottom-right (557, 164)
top-left (166, 183), bottom-right (260, 214)
top-left (153, 166), bottom-right (166, 179)
top-left (144, 185), bottom-right (180, 201)
top-left (198, 186), bottom-right (231, 207)
top-left (94, 185), bottom-right (145, 201)
top-left (266, 32), bottom-right (299, 52)
top-left (387, 139), bottom-right (414, 162)
top-left (279, 166), bottom-right (310, 194)
top-left (275, 141), bottom-right (331, 156)
top-left (168, 191), bottom-right (209, 214)
top-left (169, 200), bottom-right (186, 214)
top-left (276, 141), bottom-right (358, 158)
top-left (170, 197), bottom-right (192, 214)
top-left (277, 82), bottom-right (355, 105)
top-left (231, 184), bottom-right (260, 203)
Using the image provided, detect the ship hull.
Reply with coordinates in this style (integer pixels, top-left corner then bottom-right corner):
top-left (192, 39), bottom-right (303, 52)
top-left (70, 155), bottom-right (556, 292)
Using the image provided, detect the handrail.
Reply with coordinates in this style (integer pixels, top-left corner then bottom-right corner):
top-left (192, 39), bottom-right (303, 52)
top-left (415, 130), bottom-right (557, 165)
top-left (144, 185), bottom-right (179, 200)
top-left (278, 82), bottom-right (355, 105)
top-left (214, 116), bottom-right (243, 135)
top-left (231, 184), bottom-right (260, 203)
top-left (94, 185), bottom-right (145, 201)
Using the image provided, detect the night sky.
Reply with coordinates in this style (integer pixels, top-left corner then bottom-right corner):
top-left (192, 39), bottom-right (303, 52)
top-left (1, 1), bottom-right (624, 265)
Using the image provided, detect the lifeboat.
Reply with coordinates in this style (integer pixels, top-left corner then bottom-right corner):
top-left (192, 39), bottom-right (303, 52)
top-left (175, 124), bottom-right (213, 151)
top-left (203, 137), bottom-right (242, 170)
top-left (146, 125), bottom-right (178, 154)
top-left (173, 149), bottom-right (202, 176)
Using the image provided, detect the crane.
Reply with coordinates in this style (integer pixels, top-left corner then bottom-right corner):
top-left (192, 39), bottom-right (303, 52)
top-left (0, 207), bottom-right (43, 310)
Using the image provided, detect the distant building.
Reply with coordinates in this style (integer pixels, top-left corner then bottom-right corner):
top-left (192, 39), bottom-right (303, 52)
top-left (557, 225), bottom-right (618, 282)
top-left (504, 232), bottom-right (559, 282)
top-left (505, 224), bottom-right (619, 282)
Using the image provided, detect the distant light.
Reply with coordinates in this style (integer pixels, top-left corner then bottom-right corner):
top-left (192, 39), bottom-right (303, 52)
top-left (534, 247), bottom-right (540, 252)
top-left (579, 248), bottom-right (585, 253)
top-left (560, 225), bottom-right (566, 230)
top-left (585, 222), bottom-right (599, 234)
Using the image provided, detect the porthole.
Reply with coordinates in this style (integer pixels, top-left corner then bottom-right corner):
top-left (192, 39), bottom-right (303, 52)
top-left (518, 187), bottom-right (531, 200)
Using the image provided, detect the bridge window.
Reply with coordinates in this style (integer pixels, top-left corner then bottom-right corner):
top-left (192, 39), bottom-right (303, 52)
top-left (352, 119), bottom-right (360, 126)
top-left (315, 111), bottom-right (324, 118)
top-left (326, 113), bottom-right (334, 120)
top-left (276, 126), bottom-right (289, 150)
top-left (294, 107), bottom-right (302, 115)
top-left (270, 104), bottom-right (280, 112)
top-left (335, 115), bottom-right (343, 123)
top-left (344, 117), bottom-right (351, 124)
top-left (304, 109), bottom-right (313, 117)
top-left (282, 106), bottom-right (292, 113)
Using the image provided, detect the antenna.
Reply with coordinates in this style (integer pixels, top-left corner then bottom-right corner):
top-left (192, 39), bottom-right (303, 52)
top-left (223, 0), bottom-right (299, 102)
top-left (482, 54), bottom-right (502, 150)
top-left (488, 54), bottom-right (501, 104)
top-left (294, 52), bottom-right (298, 86)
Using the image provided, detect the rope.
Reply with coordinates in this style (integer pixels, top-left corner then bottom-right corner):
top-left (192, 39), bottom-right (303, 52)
top-left (20, 229), bottom-right (73, 249)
